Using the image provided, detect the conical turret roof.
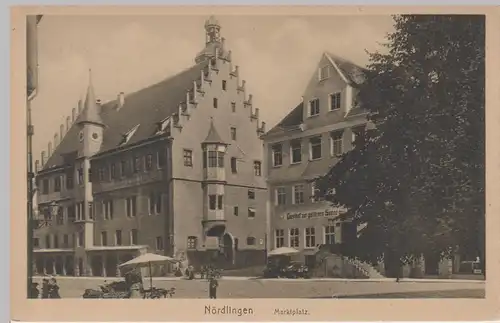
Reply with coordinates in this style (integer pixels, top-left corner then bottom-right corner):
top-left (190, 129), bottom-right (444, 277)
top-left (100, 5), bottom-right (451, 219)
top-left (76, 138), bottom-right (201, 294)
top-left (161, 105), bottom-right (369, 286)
top-left (203, 118), bottom-right (226, 145)
top-left (78, 69), bottom-right (104, 126)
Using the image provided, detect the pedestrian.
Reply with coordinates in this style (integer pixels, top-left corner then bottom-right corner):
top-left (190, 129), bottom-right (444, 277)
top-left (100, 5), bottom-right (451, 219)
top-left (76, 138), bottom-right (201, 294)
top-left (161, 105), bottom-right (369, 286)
top-left (48, 277), bottom-right (61, 298)
top-left (41, 278), bottom-right (50, 299)
top-left (208, 277), bottom-right (219, 299)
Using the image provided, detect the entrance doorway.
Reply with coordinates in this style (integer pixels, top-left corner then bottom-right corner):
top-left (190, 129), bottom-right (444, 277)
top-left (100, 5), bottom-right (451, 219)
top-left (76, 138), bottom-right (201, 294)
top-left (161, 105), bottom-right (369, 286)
top-left (424, 252), bottom-right (440, 275)
top-left (65, 256), bottom-right (74, 276)
top-left (91, 255), bottom-right (103, 277)
top-left (55, 256), bottom-right (64, 275)
top-left (106, 255), bottom-right (118, 277)
top-left (221, 233), bottom-right (234, 264)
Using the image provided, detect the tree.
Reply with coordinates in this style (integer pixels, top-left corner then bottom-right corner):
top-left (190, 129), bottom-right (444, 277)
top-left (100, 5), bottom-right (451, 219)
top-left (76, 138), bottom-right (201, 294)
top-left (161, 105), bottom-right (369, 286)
top-left (315, 15), bottom-right (485, 273)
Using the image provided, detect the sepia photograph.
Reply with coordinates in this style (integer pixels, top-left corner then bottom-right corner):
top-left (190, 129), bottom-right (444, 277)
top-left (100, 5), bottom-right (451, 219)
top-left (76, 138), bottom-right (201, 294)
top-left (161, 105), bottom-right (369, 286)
top-left (11, 5), bottom-right (500, 322)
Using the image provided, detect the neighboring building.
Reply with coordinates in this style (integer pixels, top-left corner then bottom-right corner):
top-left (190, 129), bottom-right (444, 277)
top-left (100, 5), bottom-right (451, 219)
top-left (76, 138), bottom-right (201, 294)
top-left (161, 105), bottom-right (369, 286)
top-left (261, 52), bottom-right (368, 268)
top-left (33, 16), bottom-right (267, 277)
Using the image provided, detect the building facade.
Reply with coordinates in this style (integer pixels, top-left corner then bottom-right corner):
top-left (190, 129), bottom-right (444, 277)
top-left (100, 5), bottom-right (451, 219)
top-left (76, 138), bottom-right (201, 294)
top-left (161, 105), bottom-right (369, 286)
top-left (33, 16), bottom-right (267, 277)
top-left (262, 53), bottom-right (368, 268)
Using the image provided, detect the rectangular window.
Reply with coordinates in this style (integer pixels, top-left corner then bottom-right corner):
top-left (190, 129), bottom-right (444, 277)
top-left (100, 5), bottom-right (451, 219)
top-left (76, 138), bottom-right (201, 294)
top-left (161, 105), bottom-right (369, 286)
top-left (319, 65), bottom-right (331, 80)
top-left (213, 97), bottom-right (218, 109)
top-left (63, 234), bottom-right (69, 248)
top-left (115, 230), bottom-right (122, 246)
top-left (290, 140), bottom-right (302, 164)
top-left (157, 149), bottom-right (167, 168)
top-left (309, 98), bottom-right (320, 116)
top-left (310, 136), bottom-right (322, 160)
top-left (208, 151), bottom-right (217, 168)
top-left (217, 195), bottom-right (223, 210)
top-left (231, 102), bottom-right (236, 112)
top-left (156, 236), bottom-right (164, 250)
top-left (42, 179), bottom-right (49, 194)
top-left (45, 235), bottom-right (51, 248)
top-left (276, 187), bottom-right (286, 206)
top-left (272, 144), bottom-right (283, 167)
top-left (145, 154), bottom-right (153, 171)
top-left (231, 157), bottom-right (237, 174)
top-left (311, 183), bottom-right (324, 202)
top-left (209, 195), bottom-right (217, 210)
top-left (248, 207), bottom-right (256, 218)
top-left (120, 160), bottom-right (127, 177)
top-left (33, 238), bottom-right (39, 248)
top-left (149, 194), bottom-right (162, 215)
top-left (305, 227), bottom-right (316, 248)
top-left (183, 149), bottom-right (193, 167)
top-left (187, 236), bottom-right (198, 249)
top-left (254, 161), bottom-right (262, 176)
top-left (324, 225), bottom-right (335, 245)
top-left (109, 163), bottom-right (117, 179)
top-left (331, 131), bottom-right (343, 156)
top-left (98, 168), bottom-right (105, 182)
top-left (56, 208), bottom-right (64, 225)
top-left (233, 206), bottom-right (239, 216)
top-left (230, 127), bottom-right (237, 140)
top-left (53, 235), bottom-right (59, 248)
top-left (76, 202), bottom-right (85, 221)
top-left (330, 92), bottom-right (341, 111)
top-left (78, 232), bottom-right (84, 247)
top-left (88, 202), bottom-right (94, 220)
top-left (133, 157), bottom-right (141, 173)
top-left (54, 176), bottom-right (61, 192)
top-left (131, 229), bottom-right (138, 245)
top-left (88, 168), bottom-right (93, 183)
top-left (102, 200), bottom-right (114, 220)
top-left (67, 205), bottom-right (75, 222)
top-left (77, 168), bottom-right (84, 185)
top-left (101, 231), bottom-right (108, 246)
top-left (222, 80), bottom-right (227, 91)
top-left (275, 229), bottom-right (285, 248)
top-left (126, 197), bottom-right (137, 217)
top-left (248, 189), bottom-right (255, 200)
top-left (66, 171), bottom-right (74, 189)
top-left (217, 151), bottom-right (224, 168)
top-left (293, 185), bottom-right (304, 204)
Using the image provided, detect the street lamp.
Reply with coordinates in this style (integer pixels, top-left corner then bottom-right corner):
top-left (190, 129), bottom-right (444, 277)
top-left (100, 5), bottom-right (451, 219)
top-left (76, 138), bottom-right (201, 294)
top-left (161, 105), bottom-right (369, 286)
top-left (28, 200), bottom-right (59, 298)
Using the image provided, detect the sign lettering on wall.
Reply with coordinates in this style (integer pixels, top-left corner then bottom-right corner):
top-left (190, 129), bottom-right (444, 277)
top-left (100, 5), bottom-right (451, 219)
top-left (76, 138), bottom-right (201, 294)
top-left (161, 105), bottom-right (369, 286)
top-left (284, 207), bottom-right (347, 220)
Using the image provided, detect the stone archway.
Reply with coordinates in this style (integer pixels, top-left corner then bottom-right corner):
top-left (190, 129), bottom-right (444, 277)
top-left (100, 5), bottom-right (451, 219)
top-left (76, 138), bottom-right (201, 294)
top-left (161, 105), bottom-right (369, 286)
top-left (221, 232), bottom-right (235, 265)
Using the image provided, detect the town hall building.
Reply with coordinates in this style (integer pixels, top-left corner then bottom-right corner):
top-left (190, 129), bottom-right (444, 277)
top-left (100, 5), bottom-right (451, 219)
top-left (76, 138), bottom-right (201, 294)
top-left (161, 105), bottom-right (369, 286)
top-left (33, 16), bottom-right (268, 277)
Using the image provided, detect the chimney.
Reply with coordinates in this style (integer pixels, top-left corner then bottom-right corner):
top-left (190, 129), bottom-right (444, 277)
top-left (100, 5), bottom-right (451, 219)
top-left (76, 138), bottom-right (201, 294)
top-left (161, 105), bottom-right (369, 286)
top-left (117, 92), bottom-right (125, 110)
top-left (78, 99), bottom-right (83, 113)
top-left (41, 151), bottom-right (46, 165)
top-left (59, 124), bottom-right (64, 141)
top-left (72, 108), bottom-right (76, 121)
top-left (96, 99), bottom-right (101, 105)
top-left (221, 37), bottom-right (226, 49)
top-left (35, 160), bottom-right (40, 173)
top-left (66, 116), bottom-right (71, 132)
top-left (261, 121), bottom-right (266, 132)
top-left (54, 133), bottom-right (59, 147)
top-left (254, 108), bottom-right (259, 119)
top-left (48, 142), bottom-right (52, 156)
top-left (226, 50), bottom-right (232, 62)
top-left (247, 94), bottom-right (253, 105)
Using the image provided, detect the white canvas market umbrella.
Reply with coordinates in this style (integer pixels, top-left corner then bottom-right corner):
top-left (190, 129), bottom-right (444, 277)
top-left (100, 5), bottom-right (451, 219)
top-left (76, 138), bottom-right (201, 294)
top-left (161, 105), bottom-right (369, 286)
top-left (268, 247), bottom-right (300, 256)
top-left (118, 253), bottom-right (177, 289)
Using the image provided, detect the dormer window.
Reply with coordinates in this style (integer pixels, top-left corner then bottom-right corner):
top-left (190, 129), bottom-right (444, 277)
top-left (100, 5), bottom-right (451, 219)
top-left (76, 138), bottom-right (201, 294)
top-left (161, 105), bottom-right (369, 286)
top-left (319, 65), bottom-right (331, 81)
top-left (155, 117), bottom-right (170, 135)
top-left (120, 124), bottom-right (140, 146)
top-left (309, 99), bottom-right (320, 117)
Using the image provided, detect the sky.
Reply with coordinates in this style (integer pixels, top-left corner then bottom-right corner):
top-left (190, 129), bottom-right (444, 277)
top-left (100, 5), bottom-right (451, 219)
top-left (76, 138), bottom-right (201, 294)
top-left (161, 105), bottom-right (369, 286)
top-left (31, 14), bottom-right (395, 162)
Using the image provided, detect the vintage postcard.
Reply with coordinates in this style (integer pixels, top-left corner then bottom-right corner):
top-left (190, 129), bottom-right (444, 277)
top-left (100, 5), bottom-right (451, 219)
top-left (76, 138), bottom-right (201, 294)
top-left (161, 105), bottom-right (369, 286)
top-left (10, 5), bottom-right (500, 322)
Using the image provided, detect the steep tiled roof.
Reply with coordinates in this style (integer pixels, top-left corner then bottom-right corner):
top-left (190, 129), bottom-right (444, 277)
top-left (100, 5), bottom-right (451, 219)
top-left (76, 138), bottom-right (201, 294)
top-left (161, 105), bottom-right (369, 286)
top-left (326, 52), bottom-right (367, 86)
top-left (42, 60), bottom-right (209, 171)
top-left (264, 102), bottom-right (304, 136)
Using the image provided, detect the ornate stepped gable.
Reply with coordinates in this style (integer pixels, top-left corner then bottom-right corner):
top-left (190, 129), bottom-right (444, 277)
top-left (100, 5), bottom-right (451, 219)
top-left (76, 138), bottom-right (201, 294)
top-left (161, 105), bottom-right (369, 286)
top-left (39, 16), bottom-right (265, 171)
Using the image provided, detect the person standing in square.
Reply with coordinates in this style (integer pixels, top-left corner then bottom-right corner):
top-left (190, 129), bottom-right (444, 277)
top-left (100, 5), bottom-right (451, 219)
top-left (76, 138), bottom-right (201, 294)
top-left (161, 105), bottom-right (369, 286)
top-left (208, 277), bottom-right (218, 299)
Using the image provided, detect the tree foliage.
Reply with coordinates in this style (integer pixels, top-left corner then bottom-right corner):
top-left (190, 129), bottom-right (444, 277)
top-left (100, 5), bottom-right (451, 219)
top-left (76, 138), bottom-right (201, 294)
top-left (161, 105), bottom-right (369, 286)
top-left (315, 15), bottom-right (485, 266)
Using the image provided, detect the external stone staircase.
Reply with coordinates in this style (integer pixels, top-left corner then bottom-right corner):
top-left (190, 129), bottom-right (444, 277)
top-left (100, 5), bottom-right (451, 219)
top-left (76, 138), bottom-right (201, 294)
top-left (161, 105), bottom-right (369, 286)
top-left (346, 257), bottom-right (385, 279)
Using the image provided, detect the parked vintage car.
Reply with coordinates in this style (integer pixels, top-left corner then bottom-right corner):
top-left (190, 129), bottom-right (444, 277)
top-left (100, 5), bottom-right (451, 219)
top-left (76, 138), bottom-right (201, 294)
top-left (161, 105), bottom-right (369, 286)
top-left (283, 262), bottom-right (311, 279)
top-left (262, 263), bottom-right (285, 278)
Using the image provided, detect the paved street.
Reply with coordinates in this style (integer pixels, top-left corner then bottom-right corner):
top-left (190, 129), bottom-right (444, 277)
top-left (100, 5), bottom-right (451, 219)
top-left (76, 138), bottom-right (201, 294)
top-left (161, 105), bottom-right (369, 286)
top-left (34, 277), bottom-right (484, 299)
